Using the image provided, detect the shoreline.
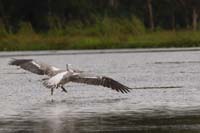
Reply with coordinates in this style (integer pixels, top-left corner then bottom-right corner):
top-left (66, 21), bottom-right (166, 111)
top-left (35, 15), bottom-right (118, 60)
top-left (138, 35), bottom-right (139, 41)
top-left (1, 47), bottom-right (200, 58)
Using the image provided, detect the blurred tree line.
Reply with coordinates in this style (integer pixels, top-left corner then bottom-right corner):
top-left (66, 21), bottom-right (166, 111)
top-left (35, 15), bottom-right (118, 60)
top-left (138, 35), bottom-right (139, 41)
top-left (0, 0), bottom-right (200, 33)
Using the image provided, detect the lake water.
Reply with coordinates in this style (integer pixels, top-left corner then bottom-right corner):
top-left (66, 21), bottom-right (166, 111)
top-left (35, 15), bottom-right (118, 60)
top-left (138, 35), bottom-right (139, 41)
top-left (0, 49), bottom-right (200, 132)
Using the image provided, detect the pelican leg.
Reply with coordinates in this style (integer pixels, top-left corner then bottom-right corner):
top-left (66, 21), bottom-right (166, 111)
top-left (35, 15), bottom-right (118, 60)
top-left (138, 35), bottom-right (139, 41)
top-left (42, 78), bottom-right (49, 81)
top-left (61, 86), bottom-right (67, 93)
top-left (51, 88), bottom-right (54, 95)
top-left (38, 78), bottom-right (49, 82)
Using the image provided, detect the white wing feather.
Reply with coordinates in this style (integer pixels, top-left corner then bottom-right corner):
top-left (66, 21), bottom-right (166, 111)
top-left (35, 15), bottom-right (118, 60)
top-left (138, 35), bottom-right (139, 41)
top-left (44, 71), bottom-right (68, 87)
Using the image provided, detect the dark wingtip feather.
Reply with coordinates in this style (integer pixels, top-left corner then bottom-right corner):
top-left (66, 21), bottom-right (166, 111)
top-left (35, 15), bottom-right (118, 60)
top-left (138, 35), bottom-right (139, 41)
top-left (102, 76), bottom-right (132, 94)
top-left (121, 87), bottom-right (131, 93)
top-left (8, 58), bottom-right (32, 66)
top-left (8, 58), bottom-right (17, 65)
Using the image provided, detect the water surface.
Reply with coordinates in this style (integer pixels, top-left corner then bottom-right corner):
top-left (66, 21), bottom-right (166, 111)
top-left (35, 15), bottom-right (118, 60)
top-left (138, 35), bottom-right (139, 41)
top-left (0, 50), bottom-right (200, 132)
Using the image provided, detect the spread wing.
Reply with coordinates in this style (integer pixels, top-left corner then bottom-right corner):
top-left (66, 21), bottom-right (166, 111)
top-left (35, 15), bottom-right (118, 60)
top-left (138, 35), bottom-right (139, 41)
top-left (70, 74), bottom-right (131, 93)
top-left (9, 58), bottom-right (62, 77)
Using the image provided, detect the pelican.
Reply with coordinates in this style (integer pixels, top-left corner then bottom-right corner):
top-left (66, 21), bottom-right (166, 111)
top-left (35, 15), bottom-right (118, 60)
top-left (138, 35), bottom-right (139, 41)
top-left (9, 58), bottom-right (131, 95)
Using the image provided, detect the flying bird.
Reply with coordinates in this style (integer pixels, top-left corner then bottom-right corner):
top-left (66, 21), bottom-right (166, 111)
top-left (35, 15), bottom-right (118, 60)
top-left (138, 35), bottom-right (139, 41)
top-left (9, 59), bottom-right (131, 95)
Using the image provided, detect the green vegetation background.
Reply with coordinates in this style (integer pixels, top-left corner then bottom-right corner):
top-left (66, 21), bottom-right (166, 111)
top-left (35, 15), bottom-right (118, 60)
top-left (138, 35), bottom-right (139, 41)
top-left (1, 0), bottom-right (200, 51)
top-left (1, 17), bottom-right (200, 51)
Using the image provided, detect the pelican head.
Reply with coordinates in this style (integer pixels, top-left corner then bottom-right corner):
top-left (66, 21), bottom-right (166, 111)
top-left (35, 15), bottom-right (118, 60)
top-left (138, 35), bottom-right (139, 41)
top-left (66, 64), bottom-right (72, 71)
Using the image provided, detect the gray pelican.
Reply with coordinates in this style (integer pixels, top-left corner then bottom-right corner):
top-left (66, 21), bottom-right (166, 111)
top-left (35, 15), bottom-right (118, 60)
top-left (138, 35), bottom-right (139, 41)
top-left (9, 59), bottom-right (131, 95)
